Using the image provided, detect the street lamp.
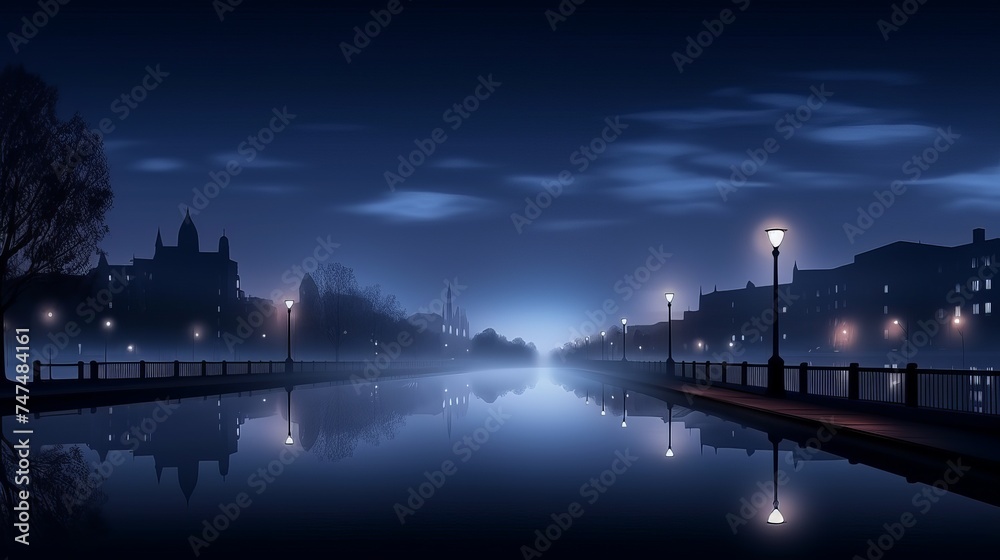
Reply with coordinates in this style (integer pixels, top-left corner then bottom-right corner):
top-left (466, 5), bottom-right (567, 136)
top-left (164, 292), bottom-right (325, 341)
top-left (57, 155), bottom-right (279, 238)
top-left (601, 331), bottom-right (606, 360)
top-left (893, 319), bottom-right (909, 350)
top-left (765, 227), bottom-right (787, 397)
top-left (103, 319), bottom-right (113, 362)
top-left (585, 336), bottom-right (590, 360)
top-left (621, 318), bottom-right (627, 361)
top-left (665, 292), bottom-right (675, 374)
top-left (285, 299), bottom-right (294, 370)
top-left (954, 318), bottom-right (965, 369)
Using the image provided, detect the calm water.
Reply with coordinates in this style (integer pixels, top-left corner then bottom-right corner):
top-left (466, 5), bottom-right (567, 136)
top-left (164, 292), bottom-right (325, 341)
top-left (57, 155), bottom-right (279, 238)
top-left (4, 367), bottom-right (999, 558)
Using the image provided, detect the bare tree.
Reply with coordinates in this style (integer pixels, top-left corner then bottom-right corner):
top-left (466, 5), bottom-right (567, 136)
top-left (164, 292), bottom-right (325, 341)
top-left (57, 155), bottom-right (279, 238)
top-left (316, 263), bottom-right (359, 361)
top-left (1, 65), bottom-right (114, 379)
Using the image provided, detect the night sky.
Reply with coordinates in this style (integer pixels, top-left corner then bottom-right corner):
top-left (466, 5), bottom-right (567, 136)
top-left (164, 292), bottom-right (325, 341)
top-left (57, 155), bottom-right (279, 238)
top-left (3, 0), bottom-right (998, 353)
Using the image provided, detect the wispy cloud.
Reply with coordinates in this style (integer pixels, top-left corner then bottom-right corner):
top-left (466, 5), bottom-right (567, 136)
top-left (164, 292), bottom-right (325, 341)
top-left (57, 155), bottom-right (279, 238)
top-left (805, 124), bottom-right (938, 146)
top-left (433, 157), bottom-right (493, 170)
top-left (131, 158), bottom-right (185, 172)
top-left (342, 191), bottom-right (491, 221)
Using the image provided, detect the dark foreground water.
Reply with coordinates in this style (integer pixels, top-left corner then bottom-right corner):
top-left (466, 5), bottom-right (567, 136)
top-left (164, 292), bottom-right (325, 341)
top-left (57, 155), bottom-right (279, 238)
top-left (3, 367), bottom-right (999, 558)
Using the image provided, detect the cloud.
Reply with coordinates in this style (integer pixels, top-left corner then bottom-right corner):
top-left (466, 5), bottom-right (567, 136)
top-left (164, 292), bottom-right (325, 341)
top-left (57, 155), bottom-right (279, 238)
top-left (914, 164), bottom-right (1000, 192)
top-left (342, 191), bottom-right (491, 221)
top-left (131, 158), bottom-right (185, 172)
top-left (805, 124), bottom-right (938, 146)
top-left (628, 107), bottom-right (778, 130)
top-left (212, 153), bottom-right (302, 169)
top-left (433, 157), bottom-right (493, 170)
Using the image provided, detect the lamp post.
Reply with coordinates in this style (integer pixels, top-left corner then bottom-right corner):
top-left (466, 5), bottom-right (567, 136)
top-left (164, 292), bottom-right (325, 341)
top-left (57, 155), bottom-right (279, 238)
top-left (284, 299), bottom-right (294, 372)
top-left (892, 319), bottom-right (909, 351)
top-left (767, 434), bottom-right (786, 525)
top-left (765, 228), bottom-right (787, 397)
top-left (103, 319), bottom-right (113, 362)
top-left (954, 318), bottom-right (965, 369)
top-left (665, 292), bottom-right (675, 375)
top-left (621, 318), bottom-right (627, 361)
top-left (601, 331), bottom-right (606, 360)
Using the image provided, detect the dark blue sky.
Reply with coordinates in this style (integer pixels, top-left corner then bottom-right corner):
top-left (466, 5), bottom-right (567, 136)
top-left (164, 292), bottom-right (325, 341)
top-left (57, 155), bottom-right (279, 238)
top-left (3, 0), bottom-right (998, 352)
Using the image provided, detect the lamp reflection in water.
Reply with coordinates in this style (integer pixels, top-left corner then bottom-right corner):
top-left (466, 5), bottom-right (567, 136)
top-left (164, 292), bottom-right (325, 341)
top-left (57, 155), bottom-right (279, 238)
top-left (767, 434), bottom-right (785, 524)
top-left (285, 387), bottom-right (294, 445)
top-left (621, 389), bottom-right (627, 428)
top-left (600, 383), bottom-right (606, 416)
top-left (665, 404), bottom-right (674, 457)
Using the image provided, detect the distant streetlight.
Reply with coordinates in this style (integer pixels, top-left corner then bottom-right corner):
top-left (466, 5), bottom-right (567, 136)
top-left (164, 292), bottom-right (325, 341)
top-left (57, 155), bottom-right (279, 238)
top-left (893, 319), bottom-right (909, 350)
top-left (621, 317), bottom-right (628, 361)
top-left (601, 331), bottom-right (606, 361)
top-left (665, 292), bottom-right (675, 375)
top-left (765, 227), bottom-right (787, 397)
top-left (585, 336), bottom-right (590, 359)
top-left (954, 318), bottom-right (965, 369)
top-left (285, 299), bottom-right (294, 370)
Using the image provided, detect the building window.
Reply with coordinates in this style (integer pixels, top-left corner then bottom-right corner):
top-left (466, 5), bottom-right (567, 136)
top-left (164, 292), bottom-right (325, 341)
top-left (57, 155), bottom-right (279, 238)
top-left (956, 283), bottom-right (961, 293)
top-left (217, 306), bottom-right (221, 313)
top-left (987, 256), bottom-right (992, 266)
top-left (974, 303), bottom-right (980, 315)
top-left (884, 329), bottom-right (889, 340)
top-left (986, 302), bottom-right (993, 315)
top-left (973, 280), bottom-right (980, 291)
top-left (973, 258), bottom-right (978, 269)
top-left (732, 335), bottom-right (736, 341)
top-left (883, 305), bottom-right (888, 315)
top-left (782, 334), bottom-right (786, 340)
top-left (955, 306), bottom-right (961, 317)
top-left (782, 306), bottom-right (787, 313)
top-left (815, 290), bottom-right (820, 297)
top-left (988, 279), bottom-right (993, 290)
top-left (741, 335), bottom-right (745, 341)
top-left (108, 274), bottom-right (112, 281)
top-left (835, 285), bottom-right (839, 293)
top-left (884, 284), bottom-right (889, 293)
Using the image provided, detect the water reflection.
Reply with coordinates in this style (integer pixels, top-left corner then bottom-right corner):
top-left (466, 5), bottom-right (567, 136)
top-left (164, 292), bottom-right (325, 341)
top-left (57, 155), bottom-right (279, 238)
top-left (2, 367), bottom-right (998, 557)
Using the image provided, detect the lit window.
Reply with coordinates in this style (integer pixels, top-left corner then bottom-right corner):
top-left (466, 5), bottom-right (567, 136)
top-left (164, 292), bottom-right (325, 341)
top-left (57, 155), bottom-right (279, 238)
top-left (835, 285), bottom-right (839, 293)
top-left (987, 257), bottom-right (992, 266)
top-left (237, 278), bottom-right (240, 289)
top-left (816, 290), bottom-right (820, 297)
top-left (956, 283), bottom-right (961, 292)
top-left (217, 306), bottom-right (221, 312)
top-left (883, 305), bottom-right (888, 315)
top-left (974, 304), bottom-right (980, 315)
top-left (741, 335), bottom-right (745, 341)
top-left (782, 306), bottom-right (787, 313)
top-left (988, 279), bottom-right (993, 290)
top-left (782, 334), bottom-right (786, 340)
top-left (955, 306), bottom-right (961, 317)
top-left (884, 284), bottom-right (889, 293)
top-left (973, 258), bottom-right (978, 268)
top-left (108, 274), bottom-right (112, 281)
top-left (973, 280), bottom-right (980, 291)
top-left (986, 303), bottom-right (993, 315)
top-left (732, 335), bottom-right (736, 341)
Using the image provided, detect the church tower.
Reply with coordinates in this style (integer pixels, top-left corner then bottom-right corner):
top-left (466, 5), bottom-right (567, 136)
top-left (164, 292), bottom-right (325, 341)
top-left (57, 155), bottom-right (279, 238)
top-left (178, 208), bottom-right (200, 253)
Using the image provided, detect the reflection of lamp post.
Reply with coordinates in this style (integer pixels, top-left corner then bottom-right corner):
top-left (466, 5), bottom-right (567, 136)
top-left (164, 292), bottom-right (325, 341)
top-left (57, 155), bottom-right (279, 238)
top-left (621, 389), bottom-right (627, 428)
top-left (585, 336), bottom-right (590, 359)
top-left (285, 388), bottom-right (294, 445)
top-left (665, 292), bottom-right (675, 374)
top-left (954, 318), bottom-right (965, 369)
top-left (610, 342), bottom-right (614, 360)
top-left (621, 318), bottom-right (628, 361)
top-left (765, 228), bottom-right (787, 397)
top-left (767, 434), bottom-right (785, 524)
top-left (600, 383), bottom-right (606, 416)
top-left (665, 405), bottom-right (674, 457)
top-left (284, 299), bottom-right (294, 371)
top-left (601, 331), bottom-right (606, 360)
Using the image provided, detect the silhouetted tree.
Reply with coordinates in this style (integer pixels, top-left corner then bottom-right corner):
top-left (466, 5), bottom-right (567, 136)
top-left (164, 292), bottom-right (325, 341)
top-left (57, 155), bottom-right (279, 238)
top-left (1, 65), bottom-right (114, 379)
top-left (470, 328), bottom-right (537, 362)
top-left (316, 263), bottom-right (359, 361)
